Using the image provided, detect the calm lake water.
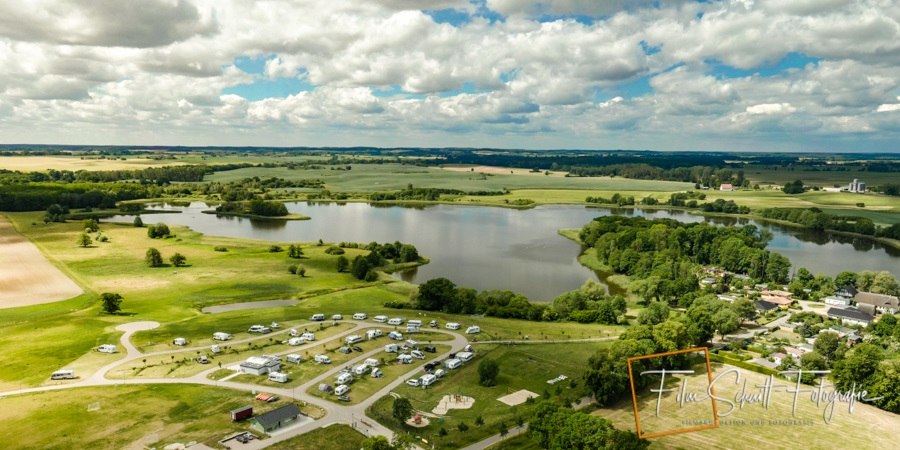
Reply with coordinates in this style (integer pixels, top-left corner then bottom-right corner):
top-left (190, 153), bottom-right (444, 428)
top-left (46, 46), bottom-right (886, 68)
top-left (107, 202), bottom-right (900, 301)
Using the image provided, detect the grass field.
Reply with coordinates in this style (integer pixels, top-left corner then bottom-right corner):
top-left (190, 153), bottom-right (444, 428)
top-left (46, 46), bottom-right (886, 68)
top-left (744, 168), bottom-right (900, 187)
top-left (367, 342), bottom-right (608, 449)
top-left (0, 384), bottom-right (296, 449)
top-left (265, 424), bottom-right (365, 450)
top-left (592, 362), bottom-right (900, 449)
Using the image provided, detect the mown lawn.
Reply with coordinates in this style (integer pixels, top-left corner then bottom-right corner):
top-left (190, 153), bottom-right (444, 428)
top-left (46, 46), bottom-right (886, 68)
top-left (266, 424), bottom-right (365, 450)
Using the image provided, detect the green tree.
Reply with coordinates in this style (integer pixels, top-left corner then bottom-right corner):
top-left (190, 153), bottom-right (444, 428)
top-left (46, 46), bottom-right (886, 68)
top-left (392, 397), bottom-right (413, 424)
top-left (637, 301), bottom-right (669, 325)
top-left (100, 292), bottom-right (123, 314)
top-left (82, 218), bottom-right (99, 232)
top-left (478, 359), bottom-right (500, 387)
top-left (834, 271), bottom-right (857, 289)
top-left (475, 415), bottom-right (484, 426)
top-left (712, 308), bottom-right (740, 340)
top-left (77, 233), bottom-right (93, 248)
top-left (169, 253), bottom-right (186, 267)
top-left (782, 179), bottom-right (805, 194)
top-left (288, 264), bottom-right (298, 274)
top-left (287, 244), bottom-right (304, 258)
top-left (298, 266), bottom-right (306, 277)
top-left (832, 343), bottom-right (884, 391)
top-left (458, 421), bottom-right (469, 432)
top-left (813, 331), bottom-right (840, 361)
top-left (336, 255), bottom-right (349, 272)
top-left (731, 298), bottom-right (757, 323)
top-left (416, 277), bottom-right (458, 311)
top-left (44, 204), bottom-right (69, 222)
top-left (133, 216), bottom-right (143, 227)
top-left (871, 361), bottom-right (900, 413)
top-left (360, 436), bottom-right (396, 450)
top-left (800, 352), bottom-right (827, 384)
top-left (145, 248), bottom-right (163, 267)
top-left (147, 223), bottom-right (170, 239)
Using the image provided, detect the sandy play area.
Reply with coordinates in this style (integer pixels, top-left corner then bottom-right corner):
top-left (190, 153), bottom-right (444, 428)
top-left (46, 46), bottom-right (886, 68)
top-left (497, 389), bottom-right (539, 406)
top-left (432, 394), bottom-right (475, 415)
top-left (0, 217), bottom-right (83, 308)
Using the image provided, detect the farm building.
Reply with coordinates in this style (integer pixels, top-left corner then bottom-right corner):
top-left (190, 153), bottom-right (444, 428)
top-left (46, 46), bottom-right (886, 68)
top-left (827, 307), bottom-right (874, 327)
top-left (854, 292), bottom-right (899, 314)
top-left (239, 355), bottom-right (281, 376)
top-left (250, 403), bottom-right (302, 433)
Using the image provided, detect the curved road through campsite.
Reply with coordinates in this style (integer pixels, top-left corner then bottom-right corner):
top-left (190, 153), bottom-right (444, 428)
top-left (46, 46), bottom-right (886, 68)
top-left (0, 319), bottom-right (614, 449)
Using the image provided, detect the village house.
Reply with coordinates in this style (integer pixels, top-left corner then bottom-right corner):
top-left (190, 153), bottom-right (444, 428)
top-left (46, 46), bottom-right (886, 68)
top-left (720, 183), bottom-right (734, 191)
top-left (250, 403), bottom-right (302, 434)
top-left (754, 300), bottom-right (778, 313)
top-left (854, 292), bottom-right (899, 315)
top-left (827, 307), bottom-right (874, 327)
top-left (823, 295), bottom-right (851, 307)
top-left (835, 285), bottom-right (858, 299)
top-left (771, 352), bottom-right (787, 366)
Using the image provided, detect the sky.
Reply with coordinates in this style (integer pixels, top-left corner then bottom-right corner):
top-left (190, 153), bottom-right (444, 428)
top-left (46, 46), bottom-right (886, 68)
top-left (0, 0), bottom-right (899, 152)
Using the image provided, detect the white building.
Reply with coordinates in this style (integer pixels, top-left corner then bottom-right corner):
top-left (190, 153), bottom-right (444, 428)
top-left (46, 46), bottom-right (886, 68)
top-left (847, 179), bottom-right (866, 193)
top-left (239, 355), bottom-right (282, 375)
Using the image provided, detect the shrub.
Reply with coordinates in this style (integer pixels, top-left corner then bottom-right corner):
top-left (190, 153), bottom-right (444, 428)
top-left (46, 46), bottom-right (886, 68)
top-left (214, 246), bottom-right (227, 252)
top-left (268, 245), bottom-right (283, 253)
top-left (288, 265), bottom-right (298, 274)
top-left (324, 246), bottom-right (345, 255)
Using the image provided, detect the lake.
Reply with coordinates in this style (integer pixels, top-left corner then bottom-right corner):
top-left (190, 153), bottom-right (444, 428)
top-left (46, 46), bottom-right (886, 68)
top-left (107, 202), bottom-right (900, 301)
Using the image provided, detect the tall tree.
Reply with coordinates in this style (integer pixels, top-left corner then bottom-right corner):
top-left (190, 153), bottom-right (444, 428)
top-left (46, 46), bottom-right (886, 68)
top-left (416, 278), bottom-right (458, 311)
top-left (712, 309), bottom-right (740, 340)
top-left (392, 397), bottom-right (413, 424)
top-left (478, 359), bottom-right (500, 387)
top-left (336, 255), bottom-right (349, 272)
top-left (813, 331), bottom-right (840, 361)
top-left (100, 292), bottom-right (123, 314)
top-left (77, 233), bottom-right (93, 248)
top-left (169, 253), bottom-right (186, 267)
top-left (145, 248), bottom-right (163, 267)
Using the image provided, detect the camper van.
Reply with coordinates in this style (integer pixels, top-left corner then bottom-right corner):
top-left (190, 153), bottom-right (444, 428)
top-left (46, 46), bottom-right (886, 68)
top-left (213, 332), bottom-right (232, 341)
top-left (456, 351), bottom-right (474, 362)
top-left (197, 354), bottom-right (209, 364)
top-left (289, 328), bottom-right (299, 337)
top-left (465, 325), bottom-right (481, 334)
top-left (210, 344), bottom-right (222, 354)
top-left (173, 337), bottom-right (187, 346)
top-left (345, 335), bottom-right (363, 345)
top-left (387, 317), bottom-right (404, 326)
top-left (445, 358), bottom-right (462, 369)
top-left (407, 319), bottom-right (423, 327)
top-left (301, 332), bottom-right (316, 341)
top-left (397, 354), bottom-right (413, 364)
top-left (420, 374), bottom-right (437, 387)
top-left (352, 313), bottom-right (368, 320)
top-left (384, 343), bottom-right (399, 353)
top-left (388, 331), bottom-right (403, 340)
top-left (373, 315), bottom-right (388, 323)
top-left (371, 368), bottom-right (384, 378)
top-left (286, 354), bottom-right (303, 364)
top-left (314, 354), bottom-right (332, 364)
top-left (51, 369), bottom-right (75, 380)
top-left (406, 325), bottom-right (419, 333)
top-left (97, 344), bottom-right (117, 354)
top-left (268, 372), bottom-right (289, 383)
top-left (366, 329), bottom-right (383, 340)
top-left (429, 320), bottom-right (439, 327)
top-left (411, 350), bottom-right (426, 360)
top-left (434, 368), bottom-right (446, 378)
top-left (248, 325), bottom-right (272, 334)
top-left (311, 313), bottom-right (326, 321)
top-left (334, 384), bottom-right (351, 396)
top-left (288, 337), bottom-right (305, 346)
top-left (364, 358), bottom-right (380, 367)
top-left (445, 322), bottom-right (461, 330)
top-left (336, 373), bottom-right (353, 385)
top-left (332, 314), bottom-right (343, 320)
top-left (352, 364), bottom-right (370, 375)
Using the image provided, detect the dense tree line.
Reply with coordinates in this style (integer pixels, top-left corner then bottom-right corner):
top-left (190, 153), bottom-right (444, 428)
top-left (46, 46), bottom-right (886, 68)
top-left (585, 193), bottom-right (635, 206)
top-left (368, 185), bottom-right (505, 201)
top-left (529, 401), bottom-right (647, 449)
top-left (0, 182), bottom-right (149, 211)
top-left (413, 277), bottom-right (550, 320)
top-left (580, 216), bottom-right (791, 306)
top-left (215, 200), bottom-right (288, 217)
top-left (347, 241), bottom-right (422, 281)
top-left (758, 207), bottom-right (899, 239)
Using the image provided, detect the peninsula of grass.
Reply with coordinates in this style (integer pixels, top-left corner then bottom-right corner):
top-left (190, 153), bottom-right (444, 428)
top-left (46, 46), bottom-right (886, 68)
top-left (201, 210), bottom-right (311, 220)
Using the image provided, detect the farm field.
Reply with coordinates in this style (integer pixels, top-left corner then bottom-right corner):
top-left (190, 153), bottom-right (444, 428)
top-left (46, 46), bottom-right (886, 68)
top-left (0, 155), bottom-right (188, 171)
top-left (593, 363), bottom-right (900, 450)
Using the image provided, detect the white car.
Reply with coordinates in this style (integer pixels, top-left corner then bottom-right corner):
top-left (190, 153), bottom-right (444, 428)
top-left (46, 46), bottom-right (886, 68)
top-left (411, 350), bottom-right (426, 360)
top-left (405, 378), bottom-right (420, 387)
top-left (248, 325), bottom-right (272, 333)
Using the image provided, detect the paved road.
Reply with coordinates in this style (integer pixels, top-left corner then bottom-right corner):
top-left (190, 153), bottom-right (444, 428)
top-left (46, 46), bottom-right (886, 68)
top-left (0, 319), bottom-right (607, 450)
top-left (460, 424), bottom-right (527, 450)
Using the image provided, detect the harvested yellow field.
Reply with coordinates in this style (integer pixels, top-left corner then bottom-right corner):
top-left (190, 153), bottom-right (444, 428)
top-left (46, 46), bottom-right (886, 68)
top-left (0, 156), bottom-right (185, 171)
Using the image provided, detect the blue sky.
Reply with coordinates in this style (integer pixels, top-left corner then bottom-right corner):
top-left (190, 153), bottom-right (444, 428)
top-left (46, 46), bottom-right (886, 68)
top-left (0, 0), bottom-right (897, 151)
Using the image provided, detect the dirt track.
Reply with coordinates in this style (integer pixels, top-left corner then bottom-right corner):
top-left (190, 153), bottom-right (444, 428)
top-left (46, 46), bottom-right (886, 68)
top-left (0, 217), bottom-right (83, 308)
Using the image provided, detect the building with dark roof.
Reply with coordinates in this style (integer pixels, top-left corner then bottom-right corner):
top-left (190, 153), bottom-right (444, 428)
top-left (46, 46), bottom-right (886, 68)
top-left (251, 403), bottom-right (302, 433)
top-left (754, 300), bottom-right (778, 312)
top-left (827, 307), bottom-right (874, 327)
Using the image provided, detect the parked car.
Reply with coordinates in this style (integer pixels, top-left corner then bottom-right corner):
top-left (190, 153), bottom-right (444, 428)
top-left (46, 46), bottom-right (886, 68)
top-left (351, 346), bottom-right (363, 352)
top-left (338, 346), bottom-right (352, 354)
top-left (423, 345), bottom-right (437, 353)
top-left (406, 378), bottom-right (420, 387)
top-left (411, 350), bottom-right (426, 360)
top-left (429, 320), bottom-right (439, 327)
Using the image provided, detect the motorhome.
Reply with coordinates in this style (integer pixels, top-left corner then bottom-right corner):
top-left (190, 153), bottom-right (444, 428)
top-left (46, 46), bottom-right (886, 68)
top-left (210, 344), bottom-right (222, 354)
top-left (288, 337), bottom-right (305, 346)
top-left (457, 351), bottom-right (474, 362)
top-left (314, 354), bottom-right (331, 364)
top-left (465, 325), bottom-right (481, 334)
top-left (332, 314), bottom-right (343, 320)
top-left (406, 325), bottom-right (419, 333)
top-left (397, 354), bottom-right (413, 364)
top-left (97, 344), bottom-right (117, 354)
top-left (334, 384), bottom-right (351, 396)
top-left (289, 328), bottom-right (299, 337)
top-left (213, 332), bottom-right (232, 341)
top-left (364, 358), bottom-right (380, 367)
top-left (366, 329), bottom-right (383, 340)
top-left (387, 317), bottom-right (404, 325)
top-left (311, 313), bottom-right (326, 321)
top-left (384, 344), bottom-right (399, 353)
top-left (353, 313), bottom-right (368, 320)
top-left (345, 335), bottom-right (363, 345)
top-left (411, 350), bottom-right (426, 360)
top-left (371, 368), bottom-right (384, 378)
top-left (445, 358), bottom-right (462, 369)
top-left (268, 372), bottom-right (289, 383)
top-left (406, 339), bottom-right (419, 348)
top-left (197, 354), bottom-right (209, 364)
top-left (388, 331), bottom-right (403, 340)
top-left (407, 319), bottom-right (423, 327)
top-left (434, 368), bottom-right (446, 378)
top-left (301, 332), bottom-right (316, 341)
top-left (248, 324), bottom-right (272, 333)
top-left (352, 364), bottom-right (370, 376)
top-left (420, 374), bottom-right (437, 387)
top-left (286, 354), bottom-right (303, 364)
top-left (373, 315), bottom-right (388, 323)
top-left (429, 320), bottom-right (439, 327)
top-left (173, 337), bottom-right (187, 346)
top-left (51, 369), bottom-right (75, 380)
top-left (336, 373), bottom-right (353, 385)
top-left (445, 322), bottom-right (461, 330)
